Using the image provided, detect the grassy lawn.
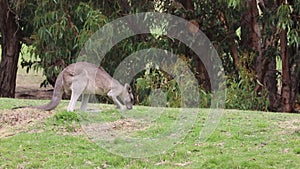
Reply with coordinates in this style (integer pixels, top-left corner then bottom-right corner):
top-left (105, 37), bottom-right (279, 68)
top-left (0, 98), bottom-right (300, 168)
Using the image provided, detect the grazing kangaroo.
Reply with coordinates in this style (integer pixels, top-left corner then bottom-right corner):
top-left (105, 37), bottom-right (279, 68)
top-left (18, 62), bottom-right (134, 111)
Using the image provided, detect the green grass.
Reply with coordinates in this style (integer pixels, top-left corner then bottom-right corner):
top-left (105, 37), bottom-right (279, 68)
top-left (1, 98), bottom-right (300, 168)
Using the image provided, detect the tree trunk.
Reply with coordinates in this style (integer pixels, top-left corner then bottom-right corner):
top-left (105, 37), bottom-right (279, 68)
top-left (265, 56), bottom-right (282, 111)
top-left (248, 0), bottom-right (265, 93)
top-left (280, 29), bottom-right (293, 112)
top-left (289, 3), bottom-right (300, 112)
top-left (260, 0), bottom-right (281, 111)
top-left (0, 0), bottom-right (22, 98)
top-left (241, 0), bottom-right (286, 112)
top-left (290, 61), bottom-right (300, 111)
top-left (241, 0), bottom-right (265, 92)
top-left (180, 0), bottom-right (193, 10)
top-left (289, 26), bottom-right (300, 112)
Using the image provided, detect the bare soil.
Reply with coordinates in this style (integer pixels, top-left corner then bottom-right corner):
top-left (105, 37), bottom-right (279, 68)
top-left (15, 68), bottom-right (53, 100)
top-left (0, 108), bottom-right (55, 138)
top-left (0, 68), bottom-right (54, 138)
top-left (81, 119), bottom-right (150, 142)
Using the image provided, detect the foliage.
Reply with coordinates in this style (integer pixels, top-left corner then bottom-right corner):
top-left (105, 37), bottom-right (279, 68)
top-left (18, 0), bottom-right (217, 108)
top-left (226, 53), bottom-right (269, 110)
top-left (24, 0), bottom-right (107, 86)
top-left (136, 62), bottom-right (182, 107)
top-left (226, 77), bottom-right (269, 111)
top-left (2, 0), bottom-right (300, 111)
top-left (135, 54), bottom-right (212, 108)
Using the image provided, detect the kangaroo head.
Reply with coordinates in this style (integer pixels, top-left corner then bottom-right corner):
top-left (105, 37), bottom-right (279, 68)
top-left (122, 83), bottom-right (134, 109)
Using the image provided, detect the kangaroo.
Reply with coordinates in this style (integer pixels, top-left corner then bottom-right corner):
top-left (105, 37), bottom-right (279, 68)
top-left (17, 62), bottom-right (134, 111)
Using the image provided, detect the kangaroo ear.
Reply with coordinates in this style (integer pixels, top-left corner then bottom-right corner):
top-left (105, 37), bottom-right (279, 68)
top-left (125, 83), bottom-right (132, 93)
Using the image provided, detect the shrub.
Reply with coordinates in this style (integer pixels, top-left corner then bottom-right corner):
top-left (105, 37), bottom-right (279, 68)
top-left (135, 57), bottom-right (211, 108)
top-left (225, 59), bottom-right (269, 111)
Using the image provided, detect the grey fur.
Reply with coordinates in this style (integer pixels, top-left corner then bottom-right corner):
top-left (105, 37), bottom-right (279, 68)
top-left (20, 62), bottom-right (134, 111)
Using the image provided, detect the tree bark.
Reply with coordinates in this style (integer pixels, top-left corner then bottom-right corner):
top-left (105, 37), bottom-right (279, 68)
top-left (180, 0), bottom-right (193, 10)
top-left (261, 0), bottom-right (281, 111)
top-left (0, 0), bottom-right (22, 97)
top-left (290, 60), bottom-right (300, 111)
top-left (280, 28), bottom-right (293, 112)
top-left (265, 56), bottom-right (281, 111)
top-left (246, 0), bottom-right (264, 93)
top-left (241, 0), bottom-right (265, 92)
top-left (289, 3), bottom-right (300, 112)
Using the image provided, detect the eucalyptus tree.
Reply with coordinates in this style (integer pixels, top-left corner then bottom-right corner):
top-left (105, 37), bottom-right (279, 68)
top-left (0, 0), bottom-right (35, 97)
top-left (0, 0), bottom-right (107, 97)
top-left (1, 0), bottom-right (299, 112)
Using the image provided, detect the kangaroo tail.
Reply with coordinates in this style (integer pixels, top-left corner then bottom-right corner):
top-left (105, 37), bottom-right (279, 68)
top-left (13, 72), bottom-right (65, 111)
top-left (33, 71), bottom-right (64, 111)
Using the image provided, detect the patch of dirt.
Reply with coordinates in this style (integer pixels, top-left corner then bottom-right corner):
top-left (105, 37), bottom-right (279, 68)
top-left (15, 67), bottom-right (53, 100)
top-left (82, 119), bottom-right (150, 141)
top-left (15, 88), bottom-right (53, 100)
top-left (154, 161), bottom-right (192, 167)
top-left (0, 108), bottom-right (55, 138)
top-left (277, 119), bottom-right (300, 135)
top-left (0, 68), bottom-right (55, 138)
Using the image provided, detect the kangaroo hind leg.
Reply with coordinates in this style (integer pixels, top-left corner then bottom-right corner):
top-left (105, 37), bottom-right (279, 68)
top-left (80, 94), bottom-right (90, 111)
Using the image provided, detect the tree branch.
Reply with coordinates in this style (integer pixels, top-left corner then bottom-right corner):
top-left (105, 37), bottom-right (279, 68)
top-left (64, 4), bottom-right (79, 38)
top-left (21, 37), bottom-right (33, 45)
